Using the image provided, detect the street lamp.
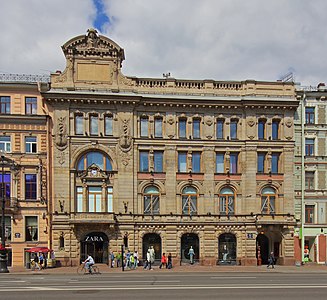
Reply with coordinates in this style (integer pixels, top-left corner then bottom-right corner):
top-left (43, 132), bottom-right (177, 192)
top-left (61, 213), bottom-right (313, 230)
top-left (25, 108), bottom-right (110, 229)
top-left (0, 153), bottom-right (18, 273)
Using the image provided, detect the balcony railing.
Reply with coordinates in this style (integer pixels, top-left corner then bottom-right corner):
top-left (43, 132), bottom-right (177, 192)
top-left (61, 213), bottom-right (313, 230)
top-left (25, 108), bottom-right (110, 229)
top-left (0, 73), bottom-right (50, 83)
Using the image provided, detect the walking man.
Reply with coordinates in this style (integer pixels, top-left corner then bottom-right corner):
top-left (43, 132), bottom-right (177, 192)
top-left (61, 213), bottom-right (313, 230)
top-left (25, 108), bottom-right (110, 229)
top-left (267, 251), bottom-right (275, 269)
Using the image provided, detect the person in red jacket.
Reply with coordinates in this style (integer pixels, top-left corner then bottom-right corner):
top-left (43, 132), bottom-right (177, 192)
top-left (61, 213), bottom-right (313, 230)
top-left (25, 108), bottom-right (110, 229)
top-left (159, 253), bottom-right (167, 269)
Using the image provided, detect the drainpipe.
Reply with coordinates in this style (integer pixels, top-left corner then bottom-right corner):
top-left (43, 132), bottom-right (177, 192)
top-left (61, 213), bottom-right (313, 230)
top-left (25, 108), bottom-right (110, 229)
top-left (301, 92), bottom-right (306, 263)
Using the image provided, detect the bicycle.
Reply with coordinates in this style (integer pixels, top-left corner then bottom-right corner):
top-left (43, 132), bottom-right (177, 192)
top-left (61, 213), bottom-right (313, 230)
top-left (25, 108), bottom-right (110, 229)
top-left (77, 262), bottom-right (100, 275)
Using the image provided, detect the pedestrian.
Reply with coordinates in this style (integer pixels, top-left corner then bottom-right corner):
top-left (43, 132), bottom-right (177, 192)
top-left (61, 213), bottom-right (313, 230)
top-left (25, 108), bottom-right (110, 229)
top-left (159, 253), bottom-right (167, 269)
top-left (188, 246), bottom-right (195, 264)
top-left (39, 252), bottom-right (44, 269)
top-left (32, 253), bottom-right (41, 271)
top-left (150, 246), bottom-right (155, 267)
top-left (110, 251), bottom-right (115, 268)
top-left (116, 252), bottom-right (121, 268)
top-left (144, 249), bottom-right (152, 270)
top-left (267, 251), bottom-right (275, 269)
top-left (125, 250), bottom-right (131, 268)
top-left (133, 250), bottom-right (139, 269)
top-left (167, 253), bottom-right (172, 269)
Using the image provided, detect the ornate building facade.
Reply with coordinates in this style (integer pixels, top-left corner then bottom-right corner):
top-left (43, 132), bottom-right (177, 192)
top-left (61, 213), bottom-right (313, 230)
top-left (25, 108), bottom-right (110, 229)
top-left (0, 75), bottom-right (50, 267)
top-left (41, 29), bottom-right (299, 266)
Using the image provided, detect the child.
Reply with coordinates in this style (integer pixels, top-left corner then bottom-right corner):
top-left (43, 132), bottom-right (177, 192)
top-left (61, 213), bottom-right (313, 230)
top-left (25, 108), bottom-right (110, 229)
top-left (159, 253), bottom-right (167, 269)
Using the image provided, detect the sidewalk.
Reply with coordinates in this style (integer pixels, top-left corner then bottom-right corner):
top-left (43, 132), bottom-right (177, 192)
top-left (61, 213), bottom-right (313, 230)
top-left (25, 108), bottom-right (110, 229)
top-left (5, 263), bottom-right (327, 275)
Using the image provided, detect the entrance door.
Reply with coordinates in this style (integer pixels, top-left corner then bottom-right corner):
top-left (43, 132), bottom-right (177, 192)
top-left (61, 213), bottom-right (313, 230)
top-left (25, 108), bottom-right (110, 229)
top-left (142, 233), bottom-right (161, 263)
top-left (181, 233), bottom-right (199, 263)
top-left (80, 232), bottom-right (109, 264)
top-left (218, 233), bottom-right (237, 265)
top-left (256, 234), bottom-right (269, 264)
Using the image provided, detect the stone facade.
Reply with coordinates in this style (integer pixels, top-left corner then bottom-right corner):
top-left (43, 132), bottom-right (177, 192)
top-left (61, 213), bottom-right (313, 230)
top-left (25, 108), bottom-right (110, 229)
top-left (41, 29), bottom-right (299, 266)
top-left (0, 79), bottom-right (49, 267)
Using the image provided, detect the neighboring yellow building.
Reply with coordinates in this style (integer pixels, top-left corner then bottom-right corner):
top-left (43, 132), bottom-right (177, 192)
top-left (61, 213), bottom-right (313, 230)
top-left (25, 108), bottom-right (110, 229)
top-left (40, 29), bottom-right (299, 266)
top-left (0, 75), bottom-right (50, 268)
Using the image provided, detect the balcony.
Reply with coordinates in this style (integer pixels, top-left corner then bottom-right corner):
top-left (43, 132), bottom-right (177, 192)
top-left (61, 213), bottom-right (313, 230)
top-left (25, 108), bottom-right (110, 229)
top-left (4, 197), bottom-right (18, 213)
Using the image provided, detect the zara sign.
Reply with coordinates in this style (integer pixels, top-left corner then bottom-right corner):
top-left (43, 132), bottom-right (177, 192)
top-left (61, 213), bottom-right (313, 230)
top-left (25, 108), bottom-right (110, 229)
top-left (83, 232), bottom-right (108, 243)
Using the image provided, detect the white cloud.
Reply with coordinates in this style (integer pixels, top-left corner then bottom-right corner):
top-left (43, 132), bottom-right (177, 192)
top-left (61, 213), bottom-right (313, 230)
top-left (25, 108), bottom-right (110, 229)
top-left (1, 0), bottom-right (327, 86)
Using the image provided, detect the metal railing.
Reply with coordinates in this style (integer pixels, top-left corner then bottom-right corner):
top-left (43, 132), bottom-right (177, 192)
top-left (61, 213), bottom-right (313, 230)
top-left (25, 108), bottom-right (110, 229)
top-left (0, 73), bottom-right (50, 83)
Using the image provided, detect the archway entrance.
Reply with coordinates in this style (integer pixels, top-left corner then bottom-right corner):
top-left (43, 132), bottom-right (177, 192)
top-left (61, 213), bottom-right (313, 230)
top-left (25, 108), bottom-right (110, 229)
top-left (80, 232), bottom-right (109, 264)
top-left (256, 234), bottom-right (269, 264)
top-left (142, 233), bottom-right (161, 263)
top-left (218, 233), bottom-right (237, 265)
top-left (181, 233), bottom-right (199, 263)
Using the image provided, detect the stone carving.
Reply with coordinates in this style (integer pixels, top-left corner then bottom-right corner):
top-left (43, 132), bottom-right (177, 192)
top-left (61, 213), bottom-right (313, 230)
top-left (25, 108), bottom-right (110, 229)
top-left (86, 28), bottom-right (98, 48)
top-left (284, 117), bottom-right (293, 140)
top-left (285, 118), bottom-right (293, 128)
top-left (118, 118), bottom-right (132, 152)
top-left (204, 116), bottom-right (214, 139)
top-left (247, 117), bottom-right (256, 140)
top-left (166, 115), bottom-right (175, 139)
top-left (55, 116), bottom-right (68, 150)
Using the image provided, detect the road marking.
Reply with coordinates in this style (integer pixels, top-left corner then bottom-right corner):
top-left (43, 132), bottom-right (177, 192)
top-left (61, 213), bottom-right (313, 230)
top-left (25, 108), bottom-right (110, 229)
top-left (0, 281), bottom-right (26, 283)
top-left (1, 284), bottom-right (327, 292)
top-left (211, 277), bottom-right (257, 279)
top-left (68, 280), bottom-right (180, 284)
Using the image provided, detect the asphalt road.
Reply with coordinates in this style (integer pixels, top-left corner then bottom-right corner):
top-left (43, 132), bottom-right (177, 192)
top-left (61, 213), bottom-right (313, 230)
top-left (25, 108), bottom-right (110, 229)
top-left (0, 272), bottom-right (327, 299)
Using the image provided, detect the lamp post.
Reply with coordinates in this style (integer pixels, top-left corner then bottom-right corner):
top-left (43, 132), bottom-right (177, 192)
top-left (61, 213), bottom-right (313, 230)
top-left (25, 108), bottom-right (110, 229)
top-left (0, 154), bottom-right (17, 273)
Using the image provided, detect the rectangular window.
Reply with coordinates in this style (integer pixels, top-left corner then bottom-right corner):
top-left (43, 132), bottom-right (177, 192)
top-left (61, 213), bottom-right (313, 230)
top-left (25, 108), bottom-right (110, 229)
top-left (178, 152), bottom-right (187, 172)
top-left (193, 119), bottom-right (200, 139)
top-left (88, 187), bottom-right (101, 212)
top-left (305, 205), bottom-right (315, 223)
top-left (25, 97), bottom-right (37, 115)
top-left (305, 138), bottom-right (315, 156)
top-left (0, 96), bottom-right (10, 114)
top-left (104, 116), bottom-right (113, 136)
top-left (258, 120), bottom-right (266, 140)
top-left (75, 115), bottom-right (84, 135)
top-left (192, 152), bottom-right (201, 173)
top-left (25, 174), bottom-right (37, 200)
top-left (230, 153), bottom-right (238, 174)
top-left (90, 115), bottom-right (98, 135)
top-left (0, 174), bottom-right (10, 200)
top-left (305, 171), bottom-right (315, 190)
top-left (139, 151), bottom-right (149, 172)
top-left (216, 119), bottom-right (224, 139)
top-left (25, 136), bottom-right (37, 153)
top-left (271, 153), bottom-right (280, 174)
top-left (257, 153), bottom-right (266, 173)
top-left (154, 118), bottom-right (163, 138)
top-left (0, 216), bottom-right (11, 242)
top-left (179, 118), bottom-right (187, 138)
top-left (305, 107), bottom-right (315, 124)
top-left (76, 187), bottom-right (83, 212)
top-left (107, 187), bottom-right (113, 212)
top-left (0, 136), bottom-right (11, 152)
top-left (154, 151), bottom-right (163, 172)
top-left (25, 216), bottom-right (38, 241)
top-left (272, 120), bottom-right (279, 140)
top-left (216, 153), bottom-right (224, 173)
top-left (230, 120), bottom-right (238, 140)
top-left (140, 117), bottom-right (149, 137)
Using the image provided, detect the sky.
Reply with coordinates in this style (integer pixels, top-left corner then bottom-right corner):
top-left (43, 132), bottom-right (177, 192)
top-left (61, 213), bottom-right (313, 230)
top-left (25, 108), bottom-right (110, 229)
top-left (0, 0), bottom-right (327, 86)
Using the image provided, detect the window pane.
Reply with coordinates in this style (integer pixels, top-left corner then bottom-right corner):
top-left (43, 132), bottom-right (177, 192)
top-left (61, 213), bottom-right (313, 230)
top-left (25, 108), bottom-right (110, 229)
top-left (107, 187), bottom-right (113, 212)
top-left (90, 115), bottom-right (98, 135)
top-left (230, 153), bottom-right (238, 174)
top-left (105, 116), bottom-right (113, 136)
top-left (139, 151), bottom-right (149, 172)
top-left (178, 152), bottom-right (187, 172)
top-left (271, 153), bottom-right (279, 173)
top-left (140, 118), bottom-right (148, 137)
top-left (258, 120), bottom-right (265, 139)
top-left (257, 153), bottom-right (265, 173)
top-left (230, 120), bottom-right (237, 139)
top-left (0, 136), bottom-right (11, 152)
top-left (272, 121), bottom-right (279, 140)
top-left (145, 186), bottom-right (159, 194)
top-left (75, 115), bottom-right (83, 135)
top-left (217, 119), bottom-right (224, 139)
top-left (305, 107), bottom-right (315, 124)
top-left (87, 152), bottom-right (104, 169)
top-left (192, 152), bottom-right (201, 172)
top-left (305, 172), bottom-right (315, 190)
top-left (25, 174), bottom-right (37, 200)
top-left (305, 138), bottom-right (314, 156)
top-left (193, 119), bottom-right (200, 138)
top-left (77, 187), bottom-right (83, 212)
top-left (216, 153), bottom-right (224, 173)
top-left (305, 205), bottom-right (314, 223)
top-left (0, 96), bottom-right (10, 114)
top-left (25, 216), bottom-right (38, 241)
top-left (25, 97), bottom-right (37, 114)
top-left (154, 151), bottom-right (163, 172)
top-left (179, 119), bottom-right (186, 138)
top-left (95, 194), bottom-right (101, 212)
top-left (154, 118), bottom-right (163, 138)
top-left (0, 216), bottom-right (11, 241)
top-left (0, 174), bottom-right (10, 199)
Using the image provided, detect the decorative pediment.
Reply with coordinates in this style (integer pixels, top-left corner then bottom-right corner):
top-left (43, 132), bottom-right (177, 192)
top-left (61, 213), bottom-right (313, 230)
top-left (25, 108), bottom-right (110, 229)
top-left (77, 163), bottom-right (110, 182)
top-left (62, 28), bottom-right (125, 64)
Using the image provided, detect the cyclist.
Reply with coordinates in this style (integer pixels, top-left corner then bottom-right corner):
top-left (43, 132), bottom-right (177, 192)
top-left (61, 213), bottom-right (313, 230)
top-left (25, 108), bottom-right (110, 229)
top-left (84, 254), bottom-right (95, 273)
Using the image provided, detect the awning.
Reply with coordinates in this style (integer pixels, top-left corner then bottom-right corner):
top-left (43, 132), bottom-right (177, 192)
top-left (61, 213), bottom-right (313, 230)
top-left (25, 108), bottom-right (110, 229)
top-left (25, 247), bottom-right (52, 253)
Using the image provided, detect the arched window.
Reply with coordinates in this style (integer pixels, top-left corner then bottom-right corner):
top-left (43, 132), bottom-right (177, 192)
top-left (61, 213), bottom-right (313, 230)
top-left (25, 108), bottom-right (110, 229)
top-left (182, 186), bottom-right (197, 215)
top-left (261, 187), bottom-right (276, 214)
top-left (77, 151), bottom-right (112, 171)
top-left (143, 186), bottom-right (160, 215)
top-left (219, 187), bottom-right (235, 215)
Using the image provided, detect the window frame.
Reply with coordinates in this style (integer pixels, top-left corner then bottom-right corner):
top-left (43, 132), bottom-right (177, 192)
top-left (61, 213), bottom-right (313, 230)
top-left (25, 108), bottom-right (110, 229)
top-left (179, 118), bottom-right (187, 138)
top-left (305, 107), bottom-right (315, 125)
top-left (216, 119), bottom-right (224, 139)
top-left (216, 153), bottom-right (225, 173)
top-left (0, 136), bottom-right (11, 153)
top-left (154, 117), bottom-right (163, 138)
top-left (25, 97), bottom-right (37, 115)
top-left (178, 152), bottom-right (187, 172)
top-left (140, 117), bottom-right (149, 137)
top-left (153, 151), bottom-right (163, 173)
top-left (75, 114), bottom-right (84, 135)
top-left (25, 216), bottom-right (38, 242)
top-left (305, 205), bottom-right (315, 224)
top-left (257, 152), bottom-right (266, 173)
top-left (229, 153), bottom-right (238, 174)
top-left (143, 186), bottom-right (160, 215)
top-left (25, 174), bottom-right (37, 200)
top-left (258, 119), bottom-right (266, 140)
top-left (218, 187), bottom-right (235, 215)
top-left (230, 119), bottom-right (238, 140)
top-left (192, 152), bottom-right (201, 173)
top-left (261, 187), bottom-right (276, 214)
top-left (181, 186), bottom-right (197, 215)
top-left (271, 120), bottom-right (280, 140)
top-left (25, 136), bottom-right (37, 153)
top-left (192, 118), bottom-right (201, 139)
top-left (89, 114), bottom-right (99, 136)
top-left (305, 138), bottom-right (315, 156)
top-left (139, 151), bottom-right (149, 172)
top-left (305, 171), bottom-right (315, 191)
top-left (0, 96), bottom-right (10, 114)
